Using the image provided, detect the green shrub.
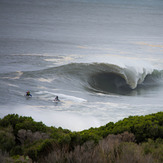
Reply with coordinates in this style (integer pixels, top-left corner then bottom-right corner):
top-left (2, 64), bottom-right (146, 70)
top-left (0, 114), bottom-right (20, 128)
top-left (0, 112), bottom-right (162, 162)
top-left (26, 146), bottom-right (38, 162)
top-left (15, 120), bottom-right (47, 134)
top-left (0, 114), bottom-right (47, 135)
top-left (142, 139), bottom-right (163, 162)
top-left (10, 146), bottom-right (23, 156)
top-left (25, 139), bottom-right (57, 161)
top-left (0, 131), bottom-right (15, 152)
top-left (89, 112), bottom-right (163, 143)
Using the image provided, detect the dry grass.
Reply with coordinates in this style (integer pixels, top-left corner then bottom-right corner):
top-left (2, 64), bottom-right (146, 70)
top-left (40, 132), bottom-right (162, 163)
top-left (17, 129), bottom-right (50, 145)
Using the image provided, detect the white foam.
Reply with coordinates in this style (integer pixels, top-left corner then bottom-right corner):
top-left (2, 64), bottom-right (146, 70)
top-left (78, 53), bottom-right (154, 71)
top-left (56, 93), bottom-right (87, 102)
top-left (35, 91), bottom-right (87, 102)
top-left (37, 78), bottom-right (53, 83)
top-left (0, 105), bottom-right (100, 131)
top-left (123, 63), bottom-right (154, 89)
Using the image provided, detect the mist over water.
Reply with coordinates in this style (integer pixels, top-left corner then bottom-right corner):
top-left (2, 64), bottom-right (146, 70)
top-left (0, 0), bottom-right (163, 131)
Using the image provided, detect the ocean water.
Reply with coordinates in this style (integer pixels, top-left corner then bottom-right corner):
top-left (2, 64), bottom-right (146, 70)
top-left (0, 0), bottom-right (163, 131)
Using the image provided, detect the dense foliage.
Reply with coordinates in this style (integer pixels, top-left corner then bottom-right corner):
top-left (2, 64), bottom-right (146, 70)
top-left (0, 111), bottom-right (162, 162)
top-left (81, 111), bottom-right (163, 143)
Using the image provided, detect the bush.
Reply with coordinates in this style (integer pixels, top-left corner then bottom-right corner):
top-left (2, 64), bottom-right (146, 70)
top-left (86, 112), bottom-right (163, 143)
top-left (0, 114), bottom-right (20, 128)
top-left (0, 114), bottom-right (47, 135)
top-left (25, 139), bottom-right (58, 161)
top-left (0, 131), bottom-right (15, 152)
top-left (0, 112), bottom-right (162, 162)
top-left (142, 139), bottom-right (163, 162)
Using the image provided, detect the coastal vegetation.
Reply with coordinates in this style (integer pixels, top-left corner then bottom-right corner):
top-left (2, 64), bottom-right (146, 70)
top-left (0, 112), bottom-right (162, 163)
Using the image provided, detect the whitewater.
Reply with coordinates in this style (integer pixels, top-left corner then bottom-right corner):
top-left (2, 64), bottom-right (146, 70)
top-left (0, 0), bottom-right (163, 131)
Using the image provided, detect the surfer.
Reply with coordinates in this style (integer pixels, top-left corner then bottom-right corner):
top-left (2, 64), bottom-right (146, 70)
top-left (26, 91), bottom-right (32, 97)
top-left (54, 96), bottom-right (60, 102)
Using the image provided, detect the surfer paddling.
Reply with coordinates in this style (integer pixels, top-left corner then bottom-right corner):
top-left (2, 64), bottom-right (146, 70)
top-left (26, 91), bottom-right (32, 97)
top-left (54, 96), bottom-right (60, 102)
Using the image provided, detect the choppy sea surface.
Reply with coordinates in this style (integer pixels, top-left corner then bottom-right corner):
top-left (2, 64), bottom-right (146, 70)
top-left (0, 0), bottom-right (163, 131)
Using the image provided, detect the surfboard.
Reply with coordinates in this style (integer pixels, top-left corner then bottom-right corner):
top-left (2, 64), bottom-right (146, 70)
top-left (24, 94), bottom-right (32, 98)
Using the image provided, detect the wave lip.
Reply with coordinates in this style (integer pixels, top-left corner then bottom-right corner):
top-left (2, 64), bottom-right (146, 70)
top-left (85, 63), bottom-right (163, 95)
top-left (123, 66), bottom-right (153, 89)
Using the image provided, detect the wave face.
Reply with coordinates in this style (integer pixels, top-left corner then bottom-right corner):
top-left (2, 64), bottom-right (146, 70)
top-left (81, 63), bottom-right (163, 95)
top-left (88, 69), bottom-right (163, 95)
top-left (88, 72), bottom-right (132, 95)
top-left (33, 62), bottom-right (163, 95)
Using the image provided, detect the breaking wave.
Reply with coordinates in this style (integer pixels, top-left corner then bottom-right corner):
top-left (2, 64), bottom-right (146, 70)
top-left (23, 62), bottom-right (163, 95)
